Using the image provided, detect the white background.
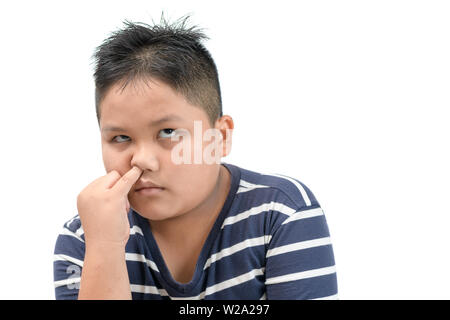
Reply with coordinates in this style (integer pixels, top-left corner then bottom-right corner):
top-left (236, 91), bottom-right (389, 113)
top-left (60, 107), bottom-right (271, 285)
top-left (0, 0), bottom-right (449, 299)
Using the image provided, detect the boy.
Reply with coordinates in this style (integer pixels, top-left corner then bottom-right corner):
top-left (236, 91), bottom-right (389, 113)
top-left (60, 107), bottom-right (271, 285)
top-left (53, 15), bottom-right (338, 300)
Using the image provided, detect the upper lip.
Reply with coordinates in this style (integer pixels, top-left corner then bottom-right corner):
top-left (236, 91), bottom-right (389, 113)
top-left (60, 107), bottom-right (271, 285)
top-left (135, 181), bottom-right (164, 191)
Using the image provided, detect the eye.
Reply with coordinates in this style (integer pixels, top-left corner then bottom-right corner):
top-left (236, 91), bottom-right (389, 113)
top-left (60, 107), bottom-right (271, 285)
top-left (111, 135), bottom-right (130, 143)
top-left (109, 129), bottom-right (178, 143)
top-left (158, 128), bottom-right (177, 139)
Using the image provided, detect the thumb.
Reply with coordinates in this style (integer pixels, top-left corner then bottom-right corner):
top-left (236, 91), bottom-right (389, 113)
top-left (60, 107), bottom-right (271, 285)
top-left (113, 166), bottom-right (143, 195)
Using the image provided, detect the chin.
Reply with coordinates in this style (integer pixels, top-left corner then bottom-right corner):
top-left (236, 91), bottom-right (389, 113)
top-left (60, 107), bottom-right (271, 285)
top-left (132, 204), bottom-right (177, 221)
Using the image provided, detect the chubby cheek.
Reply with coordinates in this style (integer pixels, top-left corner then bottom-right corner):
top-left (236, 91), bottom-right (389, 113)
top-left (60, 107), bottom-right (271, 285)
top-left (163, 167), bottom-right (204, 205)
top-left (102, 145), bottom-right (128, 174)
top-left (101, 145), bottom-right (114, 171)
top-left (179, 166), bottom-right (216, 202)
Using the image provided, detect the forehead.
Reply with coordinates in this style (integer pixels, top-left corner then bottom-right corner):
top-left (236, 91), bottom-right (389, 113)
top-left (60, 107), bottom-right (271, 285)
top-left (99, 78), bottom-right (210, 129)
top-left (102, 114), bottom-right (185, 133)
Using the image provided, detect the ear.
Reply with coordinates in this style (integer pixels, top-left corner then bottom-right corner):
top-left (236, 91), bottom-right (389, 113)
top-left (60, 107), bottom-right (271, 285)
top-left (215, 115), bottom-right (234, 157)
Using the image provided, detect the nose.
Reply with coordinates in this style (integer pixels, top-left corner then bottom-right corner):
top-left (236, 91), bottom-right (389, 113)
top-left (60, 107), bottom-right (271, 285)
top-left (130, 144), bottom-right (160, 172)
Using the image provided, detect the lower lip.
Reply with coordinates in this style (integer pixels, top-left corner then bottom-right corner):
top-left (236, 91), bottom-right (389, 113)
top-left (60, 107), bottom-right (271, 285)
top-left (136, 187), bottom-right (164, 196)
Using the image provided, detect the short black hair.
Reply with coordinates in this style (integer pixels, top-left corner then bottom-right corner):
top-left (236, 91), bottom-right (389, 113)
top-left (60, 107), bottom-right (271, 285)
top-left (92, 13), bottom-right (223, 127)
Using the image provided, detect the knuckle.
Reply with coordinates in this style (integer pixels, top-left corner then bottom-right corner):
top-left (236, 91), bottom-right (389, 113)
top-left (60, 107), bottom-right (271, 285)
top-left (110, 170), bottom-right (120, 177)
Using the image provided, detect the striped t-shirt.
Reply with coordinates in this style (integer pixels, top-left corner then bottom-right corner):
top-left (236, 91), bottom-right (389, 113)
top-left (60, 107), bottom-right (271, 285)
top-left (53, 162), bottom-right (338, 300)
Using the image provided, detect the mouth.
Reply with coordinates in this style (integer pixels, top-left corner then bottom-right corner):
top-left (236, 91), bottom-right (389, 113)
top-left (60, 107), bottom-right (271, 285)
top-left (135, 187), bottom-right (165, 196)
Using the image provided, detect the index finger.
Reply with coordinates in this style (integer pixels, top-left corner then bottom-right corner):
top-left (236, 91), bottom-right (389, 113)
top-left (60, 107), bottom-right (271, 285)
top-left (112, 166), bottom-right (143, 195)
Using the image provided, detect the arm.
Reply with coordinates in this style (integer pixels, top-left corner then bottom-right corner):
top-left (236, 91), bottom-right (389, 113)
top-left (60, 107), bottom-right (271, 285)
top-left (265, 205), bottom-right (338, 300)
top-left (53, 217), bottom-right (132, 300)
top-left (78, 242), bottom-right (131, 300)
top-left (62, 166), bottom-right (142, 300)
top-left (54, 220), bottom-right (84, 300)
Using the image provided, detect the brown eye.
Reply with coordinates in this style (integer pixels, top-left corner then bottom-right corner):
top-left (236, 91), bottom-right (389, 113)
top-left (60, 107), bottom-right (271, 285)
top-left (111, 135), bottom-right (130, 143)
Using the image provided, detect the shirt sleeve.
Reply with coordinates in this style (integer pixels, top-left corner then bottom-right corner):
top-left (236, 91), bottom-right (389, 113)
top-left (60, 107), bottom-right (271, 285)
top-left (265, 205), bottom-right (338, 300)
top-left (53, 215), bottom-right (85, 300)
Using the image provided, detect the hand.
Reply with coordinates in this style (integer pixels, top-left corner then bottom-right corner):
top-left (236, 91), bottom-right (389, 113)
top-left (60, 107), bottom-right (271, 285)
top-left (76, 166), bottom-right (143, 248)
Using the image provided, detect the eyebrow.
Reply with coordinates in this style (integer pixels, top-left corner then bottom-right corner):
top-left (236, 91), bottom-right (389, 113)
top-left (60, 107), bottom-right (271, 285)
top-left (101, 114), bottom-right (184, 133)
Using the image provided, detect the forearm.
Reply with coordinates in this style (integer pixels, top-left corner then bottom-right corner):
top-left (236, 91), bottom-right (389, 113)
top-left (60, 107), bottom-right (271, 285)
top-left (78, 242), bottom-right (131, 300)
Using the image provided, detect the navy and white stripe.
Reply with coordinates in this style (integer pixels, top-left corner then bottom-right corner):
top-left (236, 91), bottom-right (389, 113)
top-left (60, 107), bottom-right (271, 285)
top-left (53, 162), bottom-right (338, 300)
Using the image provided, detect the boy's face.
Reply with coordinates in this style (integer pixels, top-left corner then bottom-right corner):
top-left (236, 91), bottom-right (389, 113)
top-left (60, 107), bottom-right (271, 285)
top-left (99, 78), bottom-right (232, 221)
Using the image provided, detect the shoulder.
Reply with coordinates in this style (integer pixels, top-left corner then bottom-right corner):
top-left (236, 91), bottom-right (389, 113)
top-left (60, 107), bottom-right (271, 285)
top-left (56, 214), bottom-right (85, 244)
top-left (228, 162), bottom-right (321, 210)
top-left (54, 214), bottom-right (85, 299)
top-left (222, 163), bottom-right (324, 235)
top-left (54, 214), bottom-right (86, 270)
